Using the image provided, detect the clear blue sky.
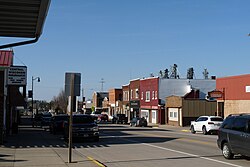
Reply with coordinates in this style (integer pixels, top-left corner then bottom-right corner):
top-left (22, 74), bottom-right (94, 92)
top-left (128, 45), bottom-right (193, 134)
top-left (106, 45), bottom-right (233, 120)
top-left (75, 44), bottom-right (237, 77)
top-left (7, 0), bottom-right (250, 101)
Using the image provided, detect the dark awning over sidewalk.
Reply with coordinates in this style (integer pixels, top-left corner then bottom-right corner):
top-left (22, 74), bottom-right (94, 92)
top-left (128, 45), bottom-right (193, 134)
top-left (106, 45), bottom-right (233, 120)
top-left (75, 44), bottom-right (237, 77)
top-left (0, 0), bottom-right (51, 49)
top-left (0, 0), bottom-right (50, 38)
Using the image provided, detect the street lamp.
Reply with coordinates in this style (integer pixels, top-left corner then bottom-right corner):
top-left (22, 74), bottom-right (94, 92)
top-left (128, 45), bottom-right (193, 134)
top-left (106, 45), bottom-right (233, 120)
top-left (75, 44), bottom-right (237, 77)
top-left (32, 76), bottom-right (40, 117)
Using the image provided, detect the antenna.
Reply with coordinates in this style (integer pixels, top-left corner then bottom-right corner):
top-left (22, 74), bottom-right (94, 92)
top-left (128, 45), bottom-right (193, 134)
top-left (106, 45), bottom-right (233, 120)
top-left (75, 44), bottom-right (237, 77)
top-left (169, 64), bottom-right (180, 79)
top-left (100, 78), bottom-right (105, 92)
top-left (203, 69), bottom-right (209, 79)
top-left (187, 67), bottom-right (194, 79)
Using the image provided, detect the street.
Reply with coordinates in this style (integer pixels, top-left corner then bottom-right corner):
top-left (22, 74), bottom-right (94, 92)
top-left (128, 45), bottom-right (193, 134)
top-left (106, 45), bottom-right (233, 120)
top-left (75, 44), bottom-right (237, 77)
top-left (1, 122), bottom-right (249, 167)
top-left (72, 124), bottom-right (249, 167)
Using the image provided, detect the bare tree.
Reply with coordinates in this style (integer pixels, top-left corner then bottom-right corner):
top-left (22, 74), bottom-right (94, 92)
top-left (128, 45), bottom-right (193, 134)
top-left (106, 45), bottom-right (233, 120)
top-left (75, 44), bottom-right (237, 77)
top-left (51, 89), bottom-right (68, 114)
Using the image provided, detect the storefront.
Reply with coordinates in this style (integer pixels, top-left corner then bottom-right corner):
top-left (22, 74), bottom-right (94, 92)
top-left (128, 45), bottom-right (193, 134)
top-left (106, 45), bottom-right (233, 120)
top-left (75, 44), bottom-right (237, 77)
top-left (130, 100), bottom-right (140, 120)
top-left (216, 74), bottom-right (250, 117)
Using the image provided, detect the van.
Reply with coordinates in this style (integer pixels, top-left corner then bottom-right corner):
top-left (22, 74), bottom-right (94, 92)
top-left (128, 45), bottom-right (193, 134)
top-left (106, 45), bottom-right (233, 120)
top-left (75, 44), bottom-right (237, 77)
top-left (217, 114), bottom-right (250, 159)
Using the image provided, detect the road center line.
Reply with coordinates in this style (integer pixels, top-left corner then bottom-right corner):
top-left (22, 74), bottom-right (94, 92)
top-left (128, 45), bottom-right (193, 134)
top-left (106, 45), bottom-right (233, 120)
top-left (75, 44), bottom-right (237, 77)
top-left (104, 133), bottom-right (243, 167)
top-left (142, 142), bottom-right (243, 167)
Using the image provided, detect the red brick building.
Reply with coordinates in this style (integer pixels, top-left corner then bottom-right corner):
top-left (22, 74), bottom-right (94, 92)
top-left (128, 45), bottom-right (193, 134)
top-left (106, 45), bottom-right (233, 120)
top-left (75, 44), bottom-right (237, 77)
top-left (216, 74), bottom-right (250, 117)
top-left (122, 84), bottom-right (130, 118)
top-left (140, 77), bottom-right (162, 124)
top-left (109, 88), bottom-right (122, 116)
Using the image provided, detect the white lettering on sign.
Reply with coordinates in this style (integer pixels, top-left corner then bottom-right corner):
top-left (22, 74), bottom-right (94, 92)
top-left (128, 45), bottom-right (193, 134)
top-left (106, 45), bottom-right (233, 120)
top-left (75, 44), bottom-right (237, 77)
top-left (8, 66), bottom-right (27, 85)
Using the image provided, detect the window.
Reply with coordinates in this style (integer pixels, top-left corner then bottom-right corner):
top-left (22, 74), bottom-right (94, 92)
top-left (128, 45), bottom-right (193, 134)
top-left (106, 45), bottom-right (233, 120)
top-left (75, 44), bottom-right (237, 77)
top-left (123, 91), bottom-right (129, 101)
top-left (146, 91), bottom-right (150, 102)
top-left (155, 91), bottom-right (158, 99)
top-left (135, 89), bottom-right (139, 99)
top-left (221, 117), bottom-right (235, 129)
top-left (152, 91), bottom-right (155, 100)
top-left (131, 90), bottom-right (133, 99)
top-left (232, 118), bottom-right (248, 132)
top-left (211, 118), bottom-right (224, 122)
top-left (141, 92), bottom-right (143, 100)
top-left (169, 108), bottom-right (178, 121)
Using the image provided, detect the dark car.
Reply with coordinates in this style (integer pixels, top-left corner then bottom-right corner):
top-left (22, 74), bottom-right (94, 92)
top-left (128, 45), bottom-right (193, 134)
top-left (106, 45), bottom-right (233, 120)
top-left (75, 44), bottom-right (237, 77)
top-left (41, 112), bottom-right (52, 128)
top-left (33, 113), bottom-right (43, 127)
top-left (112, 114), bottom-right (128, 124)
top-left (217, 114), bottom-right (250, 159)
top-left (130, 117), bottom-right (148, 127)
top-left (49, 114), bottom-right (69, 134)
top-left (63, 114), bottom-right (99, 142)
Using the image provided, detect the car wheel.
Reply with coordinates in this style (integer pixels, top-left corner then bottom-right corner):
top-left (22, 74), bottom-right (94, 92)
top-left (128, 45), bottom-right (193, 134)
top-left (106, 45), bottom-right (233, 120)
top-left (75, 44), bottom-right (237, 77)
top-left (202, 126), bottom-right (207, 135)
top-left (222, 143), bottom-right (234, 159)
top-left (190, 125), bottom-right (196, 134)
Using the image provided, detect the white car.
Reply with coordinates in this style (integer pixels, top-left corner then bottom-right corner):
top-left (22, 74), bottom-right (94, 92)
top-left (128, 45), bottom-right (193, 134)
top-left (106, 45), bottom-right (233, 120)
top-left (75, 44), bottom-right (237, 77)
top-left (190, 116), bottom-right (223, 135)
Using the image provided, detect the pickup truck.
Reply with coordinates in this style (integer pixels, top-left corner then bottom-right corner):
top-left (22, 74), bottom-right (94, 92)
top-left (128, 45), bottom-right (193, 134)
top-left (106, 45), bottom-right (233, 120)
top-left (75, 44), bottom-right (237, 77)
top-left (63, 114), bottom-right (99, 141)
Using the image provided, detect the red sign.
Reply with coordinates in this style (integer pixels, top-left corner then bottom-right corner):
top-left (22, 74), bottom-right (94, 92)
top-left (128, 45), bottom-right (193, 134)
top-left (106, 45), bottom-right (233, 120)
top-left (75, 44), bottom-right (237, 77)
top-left (208, 90), bottom-right (223, 98)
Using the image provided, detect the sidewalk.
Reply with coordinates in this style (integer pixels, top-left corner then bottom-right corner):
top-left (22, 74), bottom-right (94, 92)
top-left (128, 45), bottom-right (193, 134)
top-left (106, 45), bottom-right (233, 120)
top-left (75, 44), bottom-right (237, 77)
top-left (0, 126), bottom-right (99, 167)
top-left (148, 123), bottom-right (191, 132)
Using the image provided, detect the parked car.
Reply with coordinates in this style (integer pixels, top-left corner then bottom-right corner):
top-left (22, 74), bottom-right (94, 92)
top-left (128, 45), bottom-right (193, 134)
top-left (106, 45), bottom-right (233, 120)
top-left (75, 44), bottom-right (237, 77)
top-left (130, 117), bottom-right (148, 127)
top-left (49, 114), bottom-right (69, 134)
top-left (41, 112), bottom-right (52, 128)
top-left (33, 113), bottom-right (43, 127)
top-left (190, 116), bottom-right (223, 135)
top-left (63, 114), bottom-right (99, 142)
top-left (217, 114), bottom-right (250, 159)
top-left (112, 114), bottom-right (128, 124)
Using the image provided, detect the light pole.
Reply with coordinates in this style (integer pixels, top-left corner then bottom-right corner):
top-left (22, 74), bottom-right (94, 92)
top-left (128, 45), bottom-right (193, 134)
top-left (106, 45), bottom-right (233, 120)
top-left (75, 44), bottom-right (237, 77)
top-left (32, 76), bottom-right (40, 117)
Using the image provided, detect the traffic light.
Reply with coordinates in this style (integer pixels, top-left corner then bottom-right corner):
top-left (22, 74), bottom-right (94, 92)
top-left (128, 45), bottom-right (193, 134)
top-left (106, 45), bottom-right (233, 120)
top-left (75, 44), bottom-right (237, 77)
top-left (28, 90), bottom-right (33, 98)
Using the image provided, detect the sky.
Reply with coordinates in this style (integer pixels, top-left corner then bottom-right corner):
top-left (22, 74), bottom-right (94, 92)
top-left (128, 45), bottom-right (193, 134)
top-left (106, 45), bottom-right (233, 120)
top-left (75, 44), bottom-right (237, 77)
top-left (2, 0), bottom-right (250, 101)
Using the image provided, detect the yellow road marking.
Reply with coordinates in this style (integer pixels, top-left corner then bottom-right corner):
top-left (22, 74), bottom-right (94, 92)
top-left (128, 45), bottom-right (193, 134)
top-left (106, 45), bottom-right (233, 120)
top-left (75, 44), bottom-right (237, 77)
top-left (87, 156), bottom-right (106, 167)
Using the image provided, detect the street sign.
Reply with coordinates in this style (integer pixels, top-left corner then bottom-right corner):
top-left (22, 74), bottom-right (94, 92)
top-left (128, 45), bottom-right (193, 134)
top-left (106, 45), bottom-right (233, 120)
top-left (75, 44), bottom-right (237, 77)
top-left (65, 73), bottom-right (81, 96)
top-left (7, 66), bottom-right (27, 85)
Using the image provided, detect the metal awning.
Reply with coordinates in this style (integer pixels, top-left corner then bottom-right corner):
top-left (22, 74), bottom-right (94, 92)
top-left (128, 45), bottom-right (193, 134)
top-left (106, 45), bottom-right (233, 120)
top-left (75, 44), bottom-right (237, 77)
top-left (0, 0), bottom-right (51, 48)
top-left (0, 50), bottom-right (13, 67)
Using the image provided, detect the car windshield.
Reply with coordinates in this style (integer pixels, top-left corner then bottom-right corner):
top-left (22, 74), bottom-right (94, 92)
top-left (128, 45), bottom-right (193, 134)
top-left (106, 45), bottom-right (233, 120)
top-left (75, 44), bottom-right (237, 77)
top-left (73, 116), bottom-right (94, 124)
top-left (211, 117), bottom-right (223, 121)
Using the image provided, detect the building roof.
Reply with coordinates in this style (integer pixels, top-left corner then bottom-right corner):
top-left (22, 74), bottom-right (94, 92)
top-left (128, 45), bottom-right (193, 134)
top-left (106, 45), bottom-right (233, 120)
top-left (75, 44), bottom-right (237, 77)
top-left (217, 74), bottom-right (250, 80)
top-left (0, 50), bottom-right (13, 67)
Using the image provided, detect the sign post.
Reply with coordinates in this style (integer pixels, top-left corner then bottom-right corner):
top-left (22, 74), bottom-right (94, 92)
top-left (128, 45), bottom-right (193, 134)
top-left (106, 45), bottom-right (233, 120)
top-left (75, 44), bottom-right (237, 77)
top-left (65, 73), bottom-right (81, 163)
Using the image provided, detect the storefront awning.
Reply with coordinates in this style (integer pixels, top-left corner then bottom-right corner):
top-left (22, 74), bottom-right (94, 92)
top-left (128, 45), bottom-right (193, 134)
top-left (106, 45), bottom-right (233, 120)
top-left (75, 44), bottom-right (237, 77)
top-left (0, 0), bottom-right (51, 48)
top-left (0, 50), bottom-right (13, 67)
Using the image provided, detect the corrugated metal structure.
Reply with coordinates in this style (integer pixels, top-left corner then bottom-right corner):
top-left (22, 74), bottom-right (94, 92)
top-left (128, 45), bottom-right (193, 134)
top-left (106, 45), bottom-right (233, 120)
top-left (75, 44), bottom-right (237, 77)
top-left (159, 78), bottom-right (216, 104)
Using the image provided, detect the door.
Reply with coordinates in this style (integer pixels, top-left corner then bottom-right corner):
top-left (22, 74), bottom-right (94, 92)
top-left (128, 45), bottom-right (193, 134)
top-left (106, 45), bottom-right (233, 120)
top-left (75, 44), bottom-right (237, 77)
top-left (141, 110), bottom-right (149, 122)
top-left (152, 110), bottom-right (157, 124)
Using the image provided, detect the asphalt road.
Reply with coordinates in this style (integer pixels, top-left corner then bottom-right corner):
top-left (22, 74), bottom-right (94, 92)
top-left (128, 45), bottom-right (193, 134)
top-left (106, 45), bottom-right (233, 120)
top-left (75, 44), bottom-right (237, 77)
top-left (69, 124), bottom-right (250, 167)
